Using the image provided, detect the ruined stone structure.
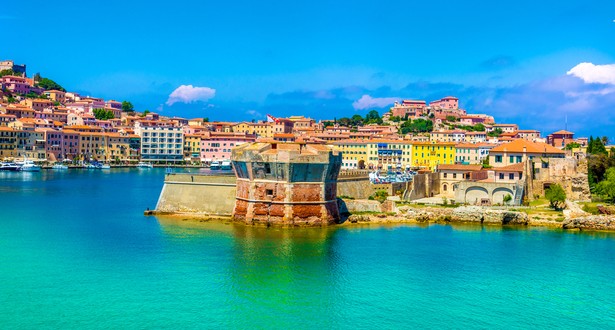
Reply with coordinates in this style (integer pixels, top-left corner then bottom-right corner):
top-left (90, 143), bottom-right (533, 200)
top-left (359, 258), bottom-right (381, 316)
top-left (231, 142), bottom-right (342, 226)
top-left (530, 156), bottom-right (590, 202)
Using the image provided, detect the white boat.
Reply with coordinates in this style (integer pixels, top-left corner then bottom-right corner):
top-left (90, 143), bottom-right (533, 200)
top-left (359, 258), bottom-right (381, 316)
top-left (20, 159), bottom-right (41, 172)
top-left (52, 163), bottom-right (69, 170)
top-left (137, 162), bottom-right (153, 168)
top-left (0, 162), bottom-right (20, 171)
top-left (221, 160), bottom-right (232, 170)
top-left (100, 164), bottom-right (111, 170)
top-left (210, 160), bottom-right (221, 170)
top-left (84, 163), bottom-right (97, 169)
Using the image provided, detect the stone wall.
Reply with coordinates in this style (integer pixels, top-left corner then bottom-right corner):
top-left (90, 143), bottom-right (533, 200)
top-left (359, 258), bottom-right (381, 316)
top-left (455, 181), bottom-right (518, 205)
top-left (155, 173), bottom-right (237, 216)
top-left (531, 157), bottom-right (590, 201)
top-left (404, 172), bottom-right (440, 200)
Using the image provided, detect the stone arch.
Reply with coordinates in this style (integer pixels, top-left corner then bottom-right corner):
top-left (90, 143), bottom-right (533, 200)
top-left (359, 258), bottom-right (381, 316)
top-left (492, 187), bottom-right (514, 204)
top-left (465, 186), bottom-right (489, 205)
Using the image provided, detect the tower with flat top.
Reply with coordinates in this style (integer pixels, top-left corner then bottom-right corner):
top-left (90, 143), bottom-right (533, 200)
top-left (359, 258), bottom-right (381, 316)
top-left (231, 142), bottom-right (342, 226)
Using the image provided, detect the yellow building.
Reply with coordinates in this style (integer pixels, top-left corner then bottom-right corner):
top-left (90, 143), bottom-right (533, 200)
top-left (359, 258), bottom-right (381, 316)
top-left (104, 133), bottom-right (133, 162)
top-left (184, 134), bottom-right (202, 160)
top-left (232, 122), bottom-right (274, 138)
top-left (411, 142), bottom-right (456, 171)
top-left (331, 140), bottom-right (369, 169)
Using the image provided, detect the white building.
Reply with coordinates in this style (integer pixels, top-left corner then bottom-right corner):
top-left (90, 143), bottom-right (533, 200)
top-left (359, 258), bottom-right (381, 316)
top-left (134, 121), bottom-right (184, 162)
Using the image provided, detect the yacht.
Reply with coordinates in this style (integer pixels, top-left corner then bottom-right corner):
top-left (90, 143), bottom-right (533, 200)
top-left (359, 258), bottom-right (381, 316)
top-left (210, 160), bottom-right (221, 170)
top-left (0, 162), bottom-right (20, 171)
top-left (137, 162), bottom-right (153, 168)
top-left (100, 164), bottom-right (111, 170)
top-left (84, 163), bottom-right (97, 169)
top-left (20, 159), bottom-right (41, 172)
top-left (52, 163), bottom-right (69, 170)
top-left (221, 160), bottom-right (232, 170)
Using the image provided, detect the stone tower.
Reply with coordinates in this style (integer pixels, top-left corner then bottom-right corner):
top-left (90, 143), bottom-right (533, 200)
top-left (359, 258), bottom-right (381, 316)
top-left (231, 142), bottom-right (342, 226)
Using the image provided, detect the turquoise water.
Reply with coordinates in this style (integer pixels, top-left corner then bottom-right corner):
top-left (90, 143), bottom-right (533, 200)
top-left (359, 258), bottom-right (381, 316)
top-left (1, 169), bottom-right (615, 329)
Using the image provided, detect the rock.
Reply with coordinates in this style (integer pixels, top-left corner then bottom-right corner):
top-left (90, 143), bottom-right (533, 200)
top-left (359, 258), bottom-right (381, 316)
top-left (347, 214), bottom-right (371, 223)
top-left (563, 215), bottom-right (615, 231)
top-left (343, 199), bottom-right (382, 213)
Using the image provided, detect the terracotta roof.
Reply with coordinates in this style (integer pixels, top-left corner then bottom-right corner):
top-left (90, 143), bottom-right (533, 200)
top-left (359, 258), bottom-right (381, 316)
top-left (493, 163), bottom-right (524, 172)
top-left (552, 130), bottom-right (574, 135)
top-left (437, 164), bottom-right (483, 172)
top-left (490, 139), bottom-right (564, 154)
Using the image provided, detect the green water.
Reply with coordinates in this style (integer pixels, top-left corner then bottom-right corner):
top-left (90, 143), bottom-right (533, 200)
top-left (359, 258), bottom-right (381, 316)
top-left (1, 169), bottom-right (614, 328)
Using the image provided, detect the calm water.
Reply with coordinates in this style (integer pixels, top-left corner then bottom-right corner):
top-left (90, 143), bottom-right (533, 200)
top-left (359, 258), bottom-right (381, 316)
top-left (1, 169), bottom-right (615, 329)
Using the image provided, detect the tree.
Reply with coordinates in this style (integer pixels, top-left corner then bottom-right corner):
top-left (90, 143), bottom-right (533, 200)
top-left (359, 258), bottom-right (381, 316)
top-left (488, 128), bottom-right (503, 137)
top-left (399, 118), bottom-right (433, 134)
top-left (140, 110), bottom-right (151, 117)
top-left (33, 72), bottom-right (42, 82)
top-left (121, 101), bottom-right (134, 112)
top-left (503, 194), bottom-right (512, 204)
top-left (445, 115), bottom-right (457, 122)
top-left (351, 114), bottom-right (364, 126)
top-left (93, 108), bottom-right (115, 120)
top-left (365, 110), bottom-right (380, 123)
top-left (0, 69), bottom-right (17, 77)
top-left (473, 123), bottom-right (485, 132)
top-left (565, 142), bottom-right (581, 150)
top-left (545, 184), bottom-right (566, 210)
top-left (595, 168), bottom-right (615, 203)
top-left (203, 117), bottom-right (209, 123)
top-left (389, 116), bottom-right (401, 122)
top-left (36, 77), bottom-right (65, 91)
top-left (602, 136), bottom-right (609, 146)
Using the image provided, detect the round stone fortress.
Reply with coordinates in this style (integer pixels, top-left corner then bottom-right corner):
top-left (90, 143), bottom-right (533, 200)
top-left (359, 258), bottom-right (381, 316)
top-left (231, 142), bottom-right (342, 226)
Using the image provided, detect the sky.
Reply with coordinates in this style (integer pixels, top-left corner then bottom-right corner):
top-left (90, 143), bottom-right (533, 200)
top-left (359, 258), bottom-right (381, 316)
top-left (2, 0), bottom-right (615, 137)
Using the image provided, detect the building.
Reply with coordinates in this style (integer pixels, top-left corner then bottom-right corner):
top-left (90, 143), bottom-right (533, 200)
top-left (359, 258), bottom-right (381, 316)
top-left (199, 131), bottom-right (256, 162)
top-left (455, 143), bottom-right (494, 164)
top-left (488, 139), bottom-right (565, 168)
top-left (231, 142), bottom-right (342, 226)
top-left (134, 121), bottom-right (184, 163)
top-left (332, 140), bottom-right (369, 169)
top-left (547, 130), bottom-right (574, 148)
top-left (436, 164), bottom-right (484, 197)
top-left (430, 130), bottom-right (466, 143)
top-left (0, 60), bottom-right (26, 76)
top-left (429, 96), bottom-right (459, 110)
top-left (411, 142), bottom-right (456, 171)
top-left (43, 90), bottom-right (66, 103)
top-left (1, 75), bottom-right (31, 94)
top-left (389, 100), bottom-right (427, 118)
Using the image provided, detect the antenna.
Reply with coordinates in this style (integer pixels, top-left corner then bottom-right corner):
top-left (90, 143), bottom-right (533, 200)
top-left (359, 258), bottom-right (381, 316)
top-left (565, 114), bottom-right (568, 131)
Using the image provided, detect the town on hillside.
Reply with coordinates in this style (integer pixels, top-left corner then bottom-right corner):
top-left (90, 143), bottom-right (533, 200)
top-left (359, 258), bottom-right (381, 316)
top-left (1, 58), bottom-right (612, 206)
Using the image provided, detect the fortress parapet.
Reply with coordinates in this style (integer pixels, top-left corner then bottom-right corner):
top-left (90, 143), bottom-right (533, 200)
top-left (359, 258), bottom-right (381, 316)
top-left (231, 142), bottom-right (342, 226)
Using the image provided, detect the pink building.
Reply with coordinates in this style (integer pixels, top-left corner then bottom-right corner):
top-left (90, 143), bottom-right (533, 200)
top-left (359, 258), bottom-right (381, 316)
top-left (390, 100), bottom-right (427, 118)
top-left (199, 132), bottom-right (257, 162)
top-left (2, 75), bottom-right (31, 94)
top-left (429, 96), bottom-right (459, 109)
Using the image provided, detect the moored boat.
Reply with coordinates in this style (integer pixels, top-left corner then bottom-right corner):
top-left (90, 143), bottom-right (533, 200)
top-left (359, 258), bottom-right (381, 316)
top-left (137, 162), bottom-right (153, 168)
top-left (20, 160), bottom-right (41, 172)
top-left (221, 160), bottom-right (232, 170)
top-left (210, 160), bottom-right (221, 170)
top-left (0, 162), bottom-right (20, 171)
top-left (52, 163), bottom-right (69, 170)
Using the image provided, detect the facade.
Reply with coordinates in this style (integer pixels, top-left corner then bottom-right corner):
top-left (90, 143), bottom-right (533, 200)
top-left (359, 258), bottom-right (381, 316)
top-left (134, 121), bottom-right (184, 162)
top-left (43, 90), bottom-right (66, 103)
top-left (455, 143), bottom-right (493, 164)
top-left (232, 142), bottom-right (342, 226)
top-left (390, 100), bottom-right (428, 118)
top-left (411, 142), bottom-right (456, 171)
top-left (436, 164), bottom-right (484, 197)
top-left (489, 139), bottom-right (565, 168)
top-left (199, 132), bottom-right (256, 162)
top-left (547, 130), bottom-right (574, 148)
top-left (332, 140), bottom-right (369, 169)
top-left (429, 96), bottom-right (459, 110)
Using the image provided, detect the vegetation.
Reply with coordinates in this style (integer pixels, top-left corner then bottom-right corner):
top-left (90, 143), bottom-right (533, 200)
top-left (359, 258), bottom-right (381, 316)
top-left (545, 184), bottom-right (566, 210)
top-left (503, 194), bottom-right (512, 204)
top-left (564, 142), bottom-right (581, 150)
top-left (368, 190), bottom-right (389, 203)
top-left (445, 115), bottom-right (458, 122)
top-left (36, 77), bottom-right (65, 92)
top-left (140, 110), bottom-right (151, 117)
top-left (203, 117), bottom-right (209, 123)
top-left (399, 118), bottom-right (433, 134)
top-left (595, 168), bottom-right (615, 203)
top-left (93, 108), bottom-right (115, 120)
top-left (121, 101), bottom-right (134, 112)
top-left (0, 69), bottom-right (18, 77)
top-left (453, 123), bottom-right (485, 132)
top-left (389, 115), bottom-right (402, 122)
top-left (487, 127), bottom-right (503, 137)
top-left (587, 136), bottom-right (615, 192)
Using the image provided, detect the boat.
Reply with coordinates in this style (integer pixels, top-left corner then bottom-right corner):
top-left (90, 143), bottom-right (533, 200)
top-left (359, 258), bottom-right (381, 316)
top-left (52, 163), bottom-right (69, 170)
top-left (20, 159), bottom-right (41, 172)
top-left (0, 162), bottom-right (20, 171)
top-left (210, 160), bottom-right (221, 170)
top-left (137, 162), bottom-right (153, 168)
top-left (84, 163), bottom-right (97, 169)
top-left (221, 160), bottom-right (232, 170)
top-left (100, 164), bottom-right (111, 169)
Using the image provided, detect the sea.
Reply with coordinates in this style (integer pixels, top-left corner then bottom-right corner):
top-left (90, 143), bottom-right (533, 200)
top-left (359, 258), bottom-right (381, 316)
top-left (1, 168), bottom-right (614, 329)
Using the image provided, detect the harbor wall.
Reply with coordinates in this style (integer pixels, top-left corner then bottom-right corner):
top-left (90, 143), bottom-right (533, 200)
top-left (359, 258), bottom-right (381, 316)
top-left (155, 173), bottom-right (237, 216)
top-left (155, 173), bottom-right (380, 215)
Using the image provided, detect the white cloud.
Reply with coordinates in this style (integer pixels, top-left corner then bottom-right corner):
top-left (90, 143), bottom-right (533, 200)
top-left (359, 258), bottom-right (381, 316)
top-left (166, 85), bottom-right (216, 106)
top-left (567, 62), bottom-right (615, 85)
top-left (352, 94), bottom-right (399, 110)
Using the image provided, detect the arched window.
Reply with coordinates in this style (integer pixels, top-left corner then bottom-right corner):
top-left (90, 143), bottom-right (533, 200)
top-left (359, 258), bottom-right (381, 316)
top-left (443, 183), bottom-right (448, 191)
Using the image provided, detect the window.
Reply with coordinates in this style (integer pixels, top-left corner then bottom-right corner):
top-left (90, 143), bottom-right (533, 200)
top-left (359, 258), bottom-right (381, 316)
top-left (509, 173), bottom-right (514, 180)
top-left (499, 173), bottom-right (504, 180)
top-left (520, 173), bottom-right (523, 180)
top-left (453, 173), bottom-right (457, 179)
top-left (517, 156), bottom-right (522, 163)
top-left (443, 173), bottom-right (447, 178)
top-left (509, 156), bottom-right (514, 163)
top-left (495, 155), bottom-right (502, 163)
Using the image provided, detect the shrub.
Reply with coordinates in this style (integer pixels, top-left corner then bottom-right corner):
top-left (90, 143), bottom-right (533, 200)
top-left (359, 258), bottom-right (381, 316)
top-left (545, 184), bottom-right (566, 210)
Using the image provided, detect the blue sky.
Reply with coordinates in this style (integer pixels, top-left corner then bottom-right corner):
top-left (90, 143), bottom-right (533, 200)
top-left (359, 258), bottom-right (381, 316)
top-left (2, 0), bottom-right (615, 137)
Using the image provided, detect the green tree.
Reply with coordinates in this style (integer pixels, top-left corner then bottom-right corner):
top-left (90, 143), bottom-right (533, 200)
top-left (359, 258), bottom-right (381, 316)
top-left (595, 168), bottom-right (615, 202)
top-left (365, 110), bottom-right (383, 124)
top-left (503, 194), bottom-right (512, 204)
top-left (445, 115), bottom-right (457, 122)
top-left (565, 142), bottom-right (581, 150)
top-left (93, 108), bottom-right (115, 120)
top-left (203, 117), bottom-right (209, 123)
top-left (351, 114), bottom-right (365, 126)
top-left (545, 184), bottom-right (566, 210)
top-left (121, 101), bottom-right (134, 112)
top-left (488, 128), bottom-right (503, 137)
top-left (389, 115), bottom-right (401, 122)
top-left (33, 72), bottom-right (42, 82)
top-left (0, 69), bottom-right (17, 77)
top-left (36, 77), bottom-right (65, 91)
top-left (140, 110), bottom-right (151, 117)
top-left (399, 118), bottom-right (433, 134)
